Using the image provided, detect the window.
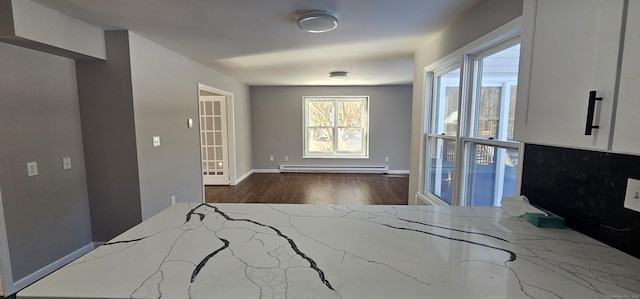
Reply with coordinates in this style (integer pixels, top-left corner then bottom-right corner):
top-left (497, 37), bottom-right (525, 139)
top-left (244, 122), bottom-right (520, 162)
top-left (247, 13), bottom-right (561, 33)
top-left (426, 65), bottom-right (461, 205)
top-left (303, 96), bottom-right (369, 158)
top-left (424, 40), bottom-right (521, 207)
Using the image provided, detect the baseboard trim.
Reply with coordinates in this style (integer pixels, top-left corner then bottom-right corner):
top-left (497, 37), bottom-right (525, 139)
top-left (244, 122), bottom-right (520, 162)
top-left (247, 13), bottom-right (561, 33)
top-left (252, 169), bottom-right (281, 173)
top-left (12, 242), bottom-right (94, 292)
top-left (387, 170), bottom-right (409, 175)
top-left (252, 169), bottom-right (408, 175)
top-left (234, 170), bottom-right (254, 184)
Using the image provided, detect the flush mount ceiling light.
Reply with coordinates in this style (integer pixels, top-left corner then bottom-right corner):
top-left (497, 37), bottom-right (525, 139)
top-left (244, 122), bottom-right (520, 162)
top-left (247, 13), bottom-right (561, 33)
top-left (329, 71), bottom-right (349, 80)
top-left (297, 10), bottom-right (338, 33)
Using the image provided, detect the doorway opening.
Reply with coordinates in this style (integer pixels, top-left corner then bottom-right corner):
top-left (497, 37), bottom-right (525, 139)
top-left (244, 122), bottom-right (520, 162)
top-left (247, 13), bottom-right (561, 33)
top-left (197, 84), bottom-right (236, 189)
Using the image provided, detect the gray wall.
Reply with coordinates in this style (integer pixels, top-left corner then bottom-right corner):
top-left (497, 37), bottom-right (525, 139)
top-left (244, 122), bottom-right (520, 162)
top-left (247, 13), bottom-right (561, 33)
top-left (127, 32), bottom-right (252, 220)
top-left (0, 42), bottom-right (92, 280)
top-left (76, 30), bottom-right (253, 236)
top-left (408, 0), bottom-right (523, 203)
top-left (251, 85), bottom-right (412, 171)
top-left (76, 31), bottom-right (142, 242)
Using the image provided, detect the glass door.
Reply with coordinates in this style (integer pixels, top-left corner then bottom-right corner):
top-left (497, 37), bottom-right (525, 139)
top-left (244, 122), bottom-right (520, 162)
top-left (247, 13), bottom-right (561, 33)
top-left (199, 94), bottom-right (229, 185)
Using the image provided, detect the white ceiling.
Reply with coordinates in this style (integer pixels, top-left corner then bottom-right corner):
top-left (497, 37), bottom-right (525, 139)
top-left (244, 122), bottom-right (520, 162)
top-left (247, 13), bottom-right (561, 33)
top-left (33, 0), bottom-right (483, 86)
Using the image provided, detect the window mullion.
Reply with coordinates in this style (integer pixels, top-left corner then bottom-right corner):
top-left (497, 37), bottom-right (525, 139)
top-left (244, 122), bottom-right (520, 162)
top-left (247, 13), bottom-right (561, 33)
top-left (331, 99), bottom-right (340, 155)
top-left (453, 54), bottom-right (475, 206)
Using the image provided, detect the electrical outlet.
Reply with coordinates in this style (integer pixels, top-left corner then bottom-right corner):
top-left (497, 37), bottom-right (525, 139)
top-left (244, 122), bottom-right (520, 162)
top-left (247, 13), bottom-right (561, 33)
top-left (153, 136), bottom-right (161, 147)
top-left (63, 157), bottom-right (72, 170)
top-left (269, 155), bottom-right (274, 161)
top-left (27, 162), bottom-right (38, 176)
top-left (624, 178), bottom-right (640, 213)
top-left (285, 156), bottom-right (289, 162)
top-left (385, 156), bottom-right (389, 162)
top-left (171, 195), bottom-right (176, 205)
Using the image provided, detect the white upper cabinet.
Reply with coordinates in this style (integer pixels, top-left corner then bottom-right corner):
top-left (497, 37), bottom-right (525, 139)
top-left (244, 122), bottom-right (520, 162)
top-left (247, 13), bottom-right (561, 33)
top-left (612, 0), bottom-right (640, 154)
top-left (514, 0), bottom-right (625, 151)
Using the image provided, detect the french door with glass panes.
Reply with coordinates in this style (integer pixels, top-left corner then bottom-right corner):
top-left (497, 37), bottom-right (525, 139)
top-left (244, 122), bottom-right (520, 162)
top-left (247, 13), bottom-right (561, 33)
top-left (199, 95), bottom-right (229, 185)
top-left (424, 40), bottom-right (522, 206)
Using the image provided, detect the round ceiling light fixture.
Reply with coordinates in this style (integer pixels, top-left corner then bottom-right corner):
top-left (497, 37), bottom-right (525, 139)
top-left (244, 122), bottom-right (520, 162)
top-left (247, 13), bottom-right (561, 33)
top-left (297, 10), bottom-right (338, 33)
top-left (329, 71), bottom-right (349, 80)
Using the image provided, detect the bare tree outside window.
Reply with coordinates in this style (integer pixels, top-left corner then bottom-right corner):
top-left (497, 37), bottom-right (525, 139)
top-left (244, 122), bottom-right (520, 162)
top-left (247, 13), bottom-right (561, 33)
top-left (304, 97), bottom-right (369, 158)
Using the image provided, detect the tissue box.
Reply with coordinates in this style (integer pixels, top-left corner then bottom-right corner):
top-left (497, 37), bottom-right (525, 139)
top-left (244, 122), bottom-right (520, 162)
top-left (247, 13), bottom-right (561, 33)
top-left (520, 206), bottom-right (565, 228)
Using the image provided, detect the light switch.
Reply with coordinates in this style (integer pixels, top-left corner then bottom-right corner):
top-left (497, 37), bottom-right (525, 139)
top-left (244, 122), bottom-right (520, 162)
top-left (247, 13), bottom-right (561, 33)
top-left (63, 157), bottom-right (72, 170)
top-left (27, 162), bottom-right (38, 176)
top-left (153, 136), bottom-right (161, 147)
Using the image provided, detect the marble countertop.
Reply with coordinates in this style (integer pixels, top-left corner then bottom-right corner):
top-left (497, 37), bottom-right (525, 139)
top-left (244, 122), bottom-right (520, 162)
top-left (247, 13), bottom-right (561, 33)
top-left (18, 203), bottom-right (640, 299)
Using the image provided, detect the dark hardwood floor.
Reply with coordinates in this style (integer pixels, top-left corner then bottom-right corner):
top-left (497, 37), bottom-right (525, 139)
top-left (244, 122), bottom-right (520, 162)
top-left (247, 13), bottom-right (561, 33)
top-left (206, 173), bottom-right (409, 205)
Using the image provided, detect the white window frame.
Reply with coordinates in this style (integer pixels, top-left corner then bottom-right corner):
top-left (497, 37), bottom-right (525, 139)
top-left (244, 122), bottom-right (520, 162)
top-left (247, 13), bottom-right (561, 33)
top-left (303, 96), bottom-right (369, 159)
top-left (418, 20), bottom-right (523, 207)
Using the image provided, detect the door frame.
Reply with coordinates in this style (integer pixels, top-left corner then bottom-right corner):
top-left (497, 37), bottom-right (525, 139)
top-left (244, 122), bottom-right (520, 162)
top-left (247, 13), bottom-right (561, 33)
top-left (197, 84), bottom-right (237, 197)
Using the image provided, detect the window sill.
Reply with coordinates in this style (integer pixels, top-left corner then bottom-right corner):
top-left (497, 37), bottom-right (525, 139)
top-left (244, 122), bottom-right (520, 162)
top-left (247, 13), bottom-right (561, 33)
top-left (302, 155), bottom-right (370, 159)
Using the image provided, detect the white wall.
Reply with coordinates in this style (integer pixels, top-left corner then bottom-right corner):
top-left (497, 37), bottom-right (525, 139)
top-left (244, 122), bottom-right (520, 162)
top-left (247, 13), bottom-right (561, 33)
top-left (408, 0), bottom-right (523, 204)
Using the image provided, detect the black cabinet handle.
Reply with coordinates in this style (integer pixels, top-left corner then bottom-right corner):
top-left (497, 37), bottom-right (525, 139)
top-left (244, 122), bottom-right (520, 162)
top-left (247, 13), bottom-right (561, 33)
top-left (585, 90), bottom-right (602, 135)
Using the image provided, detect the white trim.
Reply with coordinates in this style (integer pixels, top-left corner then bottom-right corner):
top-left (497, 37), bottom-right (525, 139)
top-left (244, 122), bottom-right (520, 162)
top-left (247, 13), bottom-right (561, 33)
top-left (387, 170), bottom-right (410, 175)
top-left (197, 84), bottom-right (237, 192)
top-left (279, 165), bottom-right (388, 174)
top-left (415, 192), bottom-right (449, 206)
top-left (252, 169), bottom-right (282, 174)
top-left (250, 169), bottom-right (406, 175)
top-left (235, 169), bottom-right (254, 184)
top-left (415, 72), bottom-right (434, 205)
top-left (13, 243), bottom-right (94, 293)
top-left (459, 137), bottom-right (521, 149)
top-left (302, 96), bottom-right (370, 159)
top-left (0, 188), bottom-right (14, 296)
top-left (420, 17), bottom-right (523, 207)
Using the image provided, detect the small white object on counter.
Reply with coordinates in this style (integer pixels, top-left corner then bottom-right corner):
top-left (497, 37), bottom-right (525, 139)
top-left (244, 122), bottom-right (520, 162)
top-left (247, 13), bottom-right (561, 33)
top-left (501, 195), bottom-right (548, 216)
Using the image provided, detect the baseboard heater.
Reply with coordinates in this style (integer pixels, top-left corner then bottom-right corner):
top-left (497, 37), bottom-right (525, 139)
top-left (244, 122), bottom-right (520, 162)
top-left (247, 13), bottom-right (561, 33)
top-left (279, 165), bottom-right (389, 174)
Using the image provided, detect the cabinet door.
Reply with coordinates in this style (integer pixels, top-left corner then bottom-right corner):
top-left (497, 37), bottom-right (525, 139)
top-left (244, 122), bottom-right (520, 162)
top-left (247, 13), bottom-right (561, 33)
top-left (612, 0), bottom-right (640, 154)
top-left (514, 0), bottom-right (625, 150)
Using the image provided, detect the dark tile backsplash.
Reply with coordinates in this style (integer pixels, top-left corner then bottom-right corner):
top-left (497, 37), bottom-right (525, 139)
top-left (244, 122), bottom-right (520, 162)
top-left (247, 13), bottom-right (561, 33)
top-left (522, 144), bottom-right (640, 258)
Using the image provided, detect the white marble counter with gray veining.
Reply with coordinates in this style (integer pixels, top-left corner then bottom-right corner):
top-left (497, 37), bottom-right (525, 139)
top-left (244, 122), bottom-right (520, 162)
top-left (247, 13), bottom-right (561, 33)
top-left (18, 203), bottom-right (640, 298)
